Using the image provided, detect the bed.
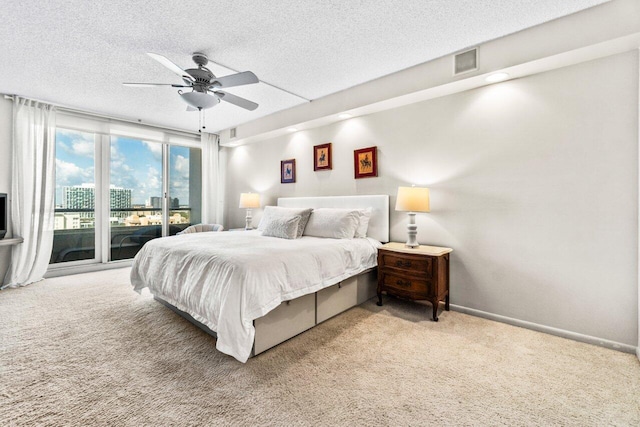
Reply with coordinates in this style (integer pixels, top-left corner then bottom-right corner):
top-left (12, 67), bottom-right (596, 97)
top-left (130, 195), bottom-right (389, 362)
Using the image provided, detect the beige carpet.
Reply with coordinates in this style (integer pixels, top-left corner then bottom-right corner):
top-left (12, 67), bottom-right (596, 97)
top-left (1, 268), bottom-right (639, 426)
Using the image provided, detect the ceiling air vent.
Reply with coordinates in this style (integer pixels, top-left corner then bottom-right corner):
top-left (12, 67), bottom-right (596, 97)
top-left (454, 48), bottom-right (478, 75)
top-left (230, 127), bottom-right (237, 139)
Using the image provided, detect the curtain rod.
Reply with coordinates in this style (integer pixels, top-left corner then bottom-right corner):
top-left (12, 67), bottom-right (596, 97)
top-left (3, 94), bottom-right (205, 138)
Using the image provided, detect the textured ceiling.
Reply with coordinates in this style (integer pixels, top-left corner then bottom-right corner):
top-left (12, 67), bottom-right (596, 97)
top-left (0, 0), bottom-right (608, 133)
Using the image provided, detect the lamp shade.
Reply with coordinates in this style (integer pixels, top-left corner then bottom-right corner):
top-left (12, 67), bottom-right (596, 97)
top-left (239, 193), bottom-right (261, 209)
top-left (395, 186), bottom-right (430, 212)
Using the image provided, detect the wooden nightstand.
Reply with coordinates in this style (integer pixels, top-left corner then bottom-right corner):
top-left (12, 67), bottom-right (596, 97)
top-left (377, 242), bottom-right (452, 321)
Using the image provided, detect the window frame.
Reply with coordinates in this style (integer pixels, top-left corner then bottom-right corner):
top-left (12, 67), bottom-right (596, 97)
top-left (48, 113), bottom-right (201, 272)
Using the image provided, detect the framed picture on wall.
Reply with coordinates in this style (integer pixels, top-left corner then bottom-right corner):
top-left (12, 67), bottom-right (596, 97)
top-left (354, 146), bottom-right (378, 179)
top-left (281, 159), bottom-right (296, 183)
top-left (313, 143), bottom-right (332, 171)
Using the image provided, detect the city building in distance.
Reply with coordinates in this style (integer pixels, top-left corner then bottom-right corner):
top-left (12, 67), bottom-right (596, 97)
top-left (56, 184), bottom-right (132, 229)
top-left (56, 184), bottom-right (188, 230)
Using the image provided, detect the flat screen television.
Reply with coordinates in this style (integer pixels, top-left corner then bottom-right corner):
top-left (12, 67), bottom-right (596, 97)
top-left (0, 193), bottom-right (6, 239)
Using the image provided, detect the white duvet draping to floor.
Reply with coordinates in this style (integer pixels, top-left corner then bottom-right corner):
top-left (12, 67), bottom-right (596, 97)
top-left (130, 231), bottom-right (380, 362)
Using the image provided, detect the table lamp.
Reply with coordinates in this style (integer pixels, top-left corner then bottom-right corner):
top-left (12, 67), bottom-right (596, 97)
top-left (395, 186), bottom-right (430, 248)
top-left (239, 192), bottom-right (261, 230)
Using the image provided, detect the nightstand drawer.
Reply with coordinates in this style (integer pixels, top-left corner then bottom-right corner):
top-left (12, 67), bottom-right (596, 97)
top-left (379, 251), bottom-right (433, 277)
top-left (380, 271), bottom-right (432, 297)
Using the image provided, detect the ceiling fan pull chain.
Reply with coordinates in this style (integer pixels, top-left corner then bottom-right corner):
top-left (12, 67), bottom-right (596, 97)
top-left (196, 107), bottom-right (207, 133)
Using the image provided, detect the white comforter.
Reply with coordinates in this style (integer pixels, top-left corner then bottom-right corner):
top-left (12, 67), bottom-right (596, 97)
top-left (130, 230), bottom-right (381, 362)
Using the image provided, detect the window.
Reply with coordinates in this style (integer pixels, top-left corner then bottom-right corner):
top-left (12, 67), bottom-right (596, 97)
top-left (169, 145), bottom-right (202, 230)
top-left (51, 114), bottom-right (201, 267)
top-left (109, 137), bottom-right (164, 261)
top-left (51, 129), bottom-right (97, 263)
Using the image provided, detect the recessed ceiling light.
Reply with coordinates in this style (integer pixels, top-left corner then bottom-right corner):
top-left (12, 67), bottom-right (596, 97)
top-left (485, 72), bottom-right (510, 83)
top-left (338, 113), bottom-right (352, 119)
top-left (287, 127), bottom-right (298, 133)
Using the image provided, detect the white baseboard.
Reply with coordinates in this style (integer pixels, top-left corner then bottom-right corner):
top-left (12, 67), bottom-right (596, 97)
top-left (45, 260), bottom-right (132, 278)
top-left (449, 304), bottom-right (637, 355)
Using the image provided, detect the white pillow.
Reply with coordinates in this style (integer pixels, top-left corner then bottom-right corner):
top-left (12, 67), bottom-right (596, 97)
top-left (303, 208), bottom-right (360, 239)
top-left (354, 208), bottom-right (373, 238)
top-left (258, 206), bottom-right (312, 238)
top-left (261, 216), bottom-right (301, 239)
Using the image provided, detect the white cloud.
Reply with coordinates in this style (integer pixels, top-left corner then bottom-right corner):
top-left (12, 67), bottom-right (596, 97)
top-left (58, 131), bottom-right (94, 158)
top-left (55, 158), bottom-right (93, 186)
top-left (169, 154), bottom-right (190, 205)
top-left (143, 141), bottom-right (163, 160)
top-left (109, 151), bottom-right (139, 195)
top-left (146, 166), bottom-right (162, 193)
top-left (173, 155), bottom-right (189, 178)
top-left (72, 140), bottom-right (94, 157)
top-left (57, 141), bottom-right (70, 152)
top-left (111, 160), bottom-right (132, 173)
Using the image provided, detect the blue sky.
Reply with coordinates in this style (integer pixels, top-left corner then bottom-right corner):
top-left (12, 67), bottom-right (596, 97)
top-left (55, 130), bottom-right (192, 206)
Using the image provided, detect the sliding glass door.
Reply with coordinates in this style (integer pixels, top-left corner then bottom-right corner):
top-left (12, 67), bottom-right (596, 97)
top-left (169, 145), bottom-right (202, 232)
top-left (51, 129), bottom-right (97, 264)
top-left (50, 118), bottom-right (201, 267)
top-left (109, 136), bottom-right (164, 261)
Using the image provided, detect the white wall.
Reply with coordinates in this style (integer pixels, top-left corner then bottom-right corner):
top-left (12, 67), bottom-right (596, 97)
top-left (222, 0), bottom-right (640, 146)
top-left (0, 97), bottom-right (12, 281)
top-left (224, 51), bottom-right (639, 347)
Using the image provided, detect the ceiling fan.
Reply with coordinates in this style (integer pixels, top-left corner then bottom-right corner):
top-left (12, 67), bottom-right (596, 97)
top-left (124, 52), bottom-right (259, 112)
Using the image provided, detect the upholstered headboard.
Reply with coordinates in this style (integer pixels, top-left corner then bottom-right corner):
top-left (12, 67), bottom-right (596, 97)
top-left (277, 195), bottom-right (390, 243)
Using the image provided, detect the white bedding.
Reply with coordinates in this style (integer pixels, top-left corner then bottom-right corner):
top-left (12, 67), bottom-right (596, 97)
top-left (130, 230), bottom-right (381, 362)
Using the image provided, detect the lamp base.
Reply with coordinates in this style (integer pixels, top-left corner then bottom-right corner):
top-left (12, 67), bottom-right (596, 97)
top-left (245, 208), bottom-right (253, 230)
top-left (405, 212), bottom-right (419, 248)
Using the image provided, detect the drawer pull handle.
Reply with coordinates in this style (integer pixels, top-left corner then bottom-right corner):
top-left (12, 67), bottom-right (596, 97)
top-left (395, 260), bottom-right (412, 268)
top-left (396, 280), bottom-right (411, 288)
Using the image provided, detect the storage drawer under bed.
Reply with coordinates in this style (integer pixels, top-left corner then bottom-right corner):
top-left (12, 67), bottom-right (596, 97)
top-left (252, 270), bottom-right (377, 355)
top-left (253, 292), bottom-right (316, 355)
top-left (158, 269), bottom-right (378, 358)
top-left (317, 276), bottom-right (358, 323)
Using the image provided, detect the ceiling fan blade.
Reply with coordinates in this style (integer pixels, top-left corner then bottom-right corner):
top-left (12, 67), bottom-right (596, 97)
top-left (123, 83), bottom-right (190, 87)
top-left (147, 52), bottom-right (195, 83)
top-left (214, 91), bottom-right (258, 111)
top-left (210, 71), bottom-right (259, 89)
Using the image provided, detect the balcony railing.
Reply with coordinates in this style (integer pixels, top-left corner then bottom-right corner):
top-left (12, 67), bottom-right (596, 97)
top-left (51, 207), bottom-right (192, 263)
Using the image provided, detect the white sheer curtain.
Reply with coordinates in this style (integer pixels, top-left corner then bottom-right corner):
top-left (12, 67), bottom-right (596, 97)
top-left (2, 98), bottom-right (56, 289)
top-left (201, 132), bottom-right (225, 226)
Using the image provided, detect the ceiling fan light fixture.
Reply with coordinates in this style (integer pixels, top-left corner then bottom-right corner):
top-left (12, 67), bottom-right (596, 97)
top-left (180, 91), bottom-right (220, 110)
top-left (125, 52), bottom-right (259, 112)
